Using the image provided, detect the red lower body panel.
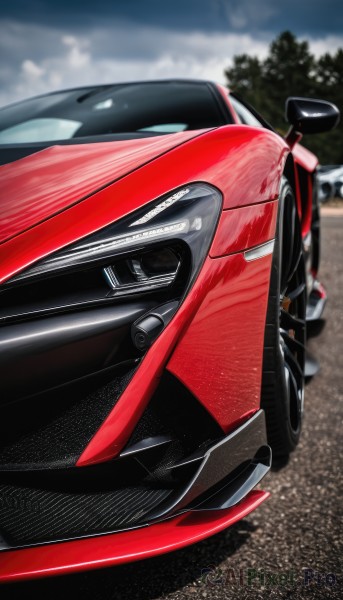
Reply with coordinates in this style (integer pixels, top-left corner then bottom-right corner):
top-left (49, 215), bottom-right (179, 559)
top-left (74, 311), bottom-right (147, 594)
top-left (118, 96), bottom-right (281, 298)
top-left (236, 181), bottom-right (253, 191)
top-left (167, 253), bottom-right (272, 431)
top-left (0, 490), bottom-right (269, 583)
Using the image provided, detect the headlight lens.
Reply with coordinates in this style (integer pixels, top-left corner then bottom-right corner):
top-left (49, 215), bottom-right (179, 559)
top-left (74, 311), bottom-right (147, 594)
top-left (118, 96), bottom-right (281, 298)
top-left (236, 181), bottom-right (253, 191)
top-left (8, 183), bottom-right (222, 299)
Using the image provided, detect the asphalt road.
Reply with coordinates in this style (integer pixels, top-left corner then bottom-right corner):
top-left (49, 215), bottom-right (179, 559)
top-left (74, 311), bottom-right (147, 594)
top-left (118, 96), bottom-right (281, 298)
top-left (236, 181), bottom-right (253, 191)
top-left (2, 213), bottom-right (342, 600)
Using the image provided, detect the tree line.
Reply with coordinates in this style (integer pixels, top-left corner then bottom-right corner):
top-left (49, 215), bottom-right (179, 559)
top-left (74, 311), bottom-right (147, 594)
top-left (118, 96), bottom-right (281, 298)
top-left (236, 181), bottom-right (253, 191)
top-left (224, 31), bottom-right (343, 164)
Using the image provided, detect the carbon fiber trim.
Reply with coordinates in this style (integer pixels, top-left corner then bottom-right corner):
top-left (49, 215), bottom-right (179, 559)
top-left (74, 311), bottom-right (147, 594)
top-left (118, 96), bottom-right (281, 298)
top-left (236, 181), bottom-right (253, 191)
top-left (147, 410), bottom-right (270, 519)
top-left (0, 410), bottom-right (270, 551)
top-left (0, 482), bottom-right (171, 546)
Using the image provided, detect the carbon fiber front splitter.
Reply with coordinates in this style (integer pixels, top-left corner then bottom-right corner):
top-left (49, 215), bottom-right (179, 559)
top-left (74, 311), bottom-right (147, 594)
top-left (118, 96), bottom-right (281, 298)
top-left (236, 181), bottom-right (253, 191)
top-left (0, 490), bottom-right (270, 582)
top-left (0, 410), bottom-right (271, 581)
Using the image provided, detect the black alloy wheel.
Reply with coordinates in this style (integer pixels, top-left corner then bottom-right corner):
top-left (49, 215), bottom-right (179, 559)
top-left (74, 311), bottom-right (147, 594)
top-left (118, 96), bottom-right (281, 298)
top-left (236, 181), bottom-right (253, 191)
top-left (261, 177), bottom-right (307, 458)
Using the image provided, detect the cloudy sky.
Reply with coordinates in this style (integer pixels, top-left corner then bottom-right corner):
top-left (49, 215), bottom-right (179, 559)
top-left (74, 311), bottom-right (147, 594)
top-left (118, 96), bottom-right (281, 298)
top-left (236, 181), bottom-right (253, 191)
top-left (0, 0), bottom-right (342, 107)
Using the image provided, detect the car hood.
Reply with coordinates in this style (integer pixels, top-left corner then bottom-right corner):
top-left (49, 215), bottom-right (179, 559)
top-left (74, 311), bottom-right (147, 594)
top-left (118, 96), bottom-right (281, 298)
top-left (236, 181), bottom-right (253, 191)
top-left (0, 131), bottom-right (204, 244)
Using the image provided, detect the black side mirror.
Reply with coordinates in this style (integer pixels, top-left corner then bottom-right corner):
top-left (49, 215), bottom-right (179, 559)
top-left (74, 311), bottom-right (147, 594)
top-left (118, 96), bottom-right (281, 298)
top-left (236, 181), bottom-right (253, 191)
top-left (286, 97), bottom-right (340, 138)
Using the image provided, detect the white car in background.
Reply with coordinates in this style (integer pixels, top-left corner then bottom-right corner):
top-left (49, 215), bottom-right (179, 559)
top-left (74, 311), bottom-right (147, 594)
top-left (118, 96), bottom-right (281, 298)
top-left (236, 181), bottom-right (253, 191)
top-left (317, 164), bottom-right (343, 202)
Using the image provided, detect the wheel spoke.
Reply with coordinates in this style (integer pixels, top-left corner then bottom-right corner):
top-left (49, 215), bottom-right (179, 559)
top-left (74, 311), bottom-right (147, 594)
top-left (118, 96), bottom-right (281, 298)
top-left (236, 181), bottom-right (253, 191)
top-left (280, 329), bottom-right (306, 353)
top-left (285, 362), bottom-right (302, 431)
top-left (287, 249), bottom-right (302, 289)
top-left (285, 362), bottom-right (300, 399)
top-left (281, 197), bottom-right (302, 290)
top-left (287, 282), bottom-right (306, 301)
top-left (280, 309), bottom-right (305, 332)
top-left (284, 345), bottom-right (304, 381)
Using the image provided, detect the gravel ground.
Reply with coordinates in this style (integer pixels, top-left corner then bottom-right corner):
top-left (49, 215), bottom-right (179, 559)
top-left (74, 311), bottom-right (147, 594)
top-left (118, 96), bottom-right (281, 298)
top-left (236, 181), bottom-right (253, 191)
top-left (2, 214), bottom-right (342, 600)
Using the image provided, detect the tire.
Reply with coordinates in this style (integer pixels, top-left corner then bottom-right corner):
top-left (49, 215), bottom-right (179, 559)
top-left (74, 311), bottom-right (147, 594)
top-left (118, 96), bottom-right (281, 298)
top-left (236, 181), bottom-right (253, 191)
top-left (261, 177), bottom-right (307, 458)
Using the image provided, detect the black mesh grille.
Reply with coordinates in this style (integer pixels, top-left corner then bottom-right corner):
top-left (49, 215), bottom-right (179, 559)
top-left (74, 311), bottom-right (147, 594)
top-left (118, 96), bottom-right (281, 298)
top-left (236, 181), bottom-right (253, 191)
top-left (0, 481), bottom-right (171, 546)
top-left (0, 367), bottom-right (136, 471)
top-left (0, 371), bottom-right (223, 548)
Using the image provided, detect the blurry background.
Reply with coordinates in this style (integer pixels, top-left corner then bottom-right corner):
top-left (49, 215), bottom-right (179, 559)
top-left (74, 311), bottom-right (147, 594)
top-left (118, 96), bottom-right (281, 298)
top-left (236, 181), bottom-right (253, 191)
top-left (0, 4), bottom-right (342, 598)
top-left (0, 0), bottom-right (342, 162)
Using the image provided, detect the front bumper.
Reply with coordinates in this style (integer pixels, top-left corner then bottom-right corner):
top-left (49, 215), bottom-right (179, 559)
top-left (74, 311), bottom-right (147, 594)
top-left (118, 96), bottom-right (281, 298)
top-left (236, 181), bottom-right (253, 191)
top-left (0, 490), bottom-right (269, 583)
top-left (0, 410), bottom-right (270, 551)
top-left (0, 410), bottom-right (271, 582)
top-left (0, 216), bottom-right (276, 581)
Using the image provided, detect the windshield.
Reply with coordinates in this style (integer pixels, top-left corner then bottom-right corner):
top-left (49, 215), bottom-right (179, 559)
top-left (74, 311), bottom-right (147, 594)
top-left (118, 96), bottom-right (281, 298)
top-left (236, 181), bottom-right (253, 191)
top-left (0, 81), bottom-right (226, 144)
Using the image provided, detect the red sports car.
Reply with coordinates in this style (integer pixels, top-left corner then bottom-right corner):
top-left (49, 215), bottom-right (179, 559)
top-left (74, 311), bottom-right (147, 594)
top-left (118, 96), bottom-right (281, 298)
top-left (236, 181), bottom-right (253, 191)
top-left (0, 80), bottom-right (339, 582)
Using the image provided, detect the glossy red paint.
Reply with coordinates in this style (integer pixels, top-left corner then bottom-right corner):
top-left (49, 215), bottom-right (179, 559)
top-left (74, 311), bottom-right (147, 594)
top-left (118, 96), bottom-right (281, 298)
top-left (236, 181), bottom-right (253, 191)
top-left (210, 200), bottom-right (278, 257)
top-left (0, 125), bottom-right (288, 285)
top-left (293, 163), bottom-right (313, 238)
top-left (217, 83), bottom-right (315, 237)
top-left (77, 255), bottom-right (223, 465)
top-left (292, 145), bottom-right (316, 237)
top-left (78, 247), bottom-right (273, 465)
top-left (77, 207), bottom-right (276, 466)
top-left (219, 82), bottom-right (318, 177)
top-left (0, 131), bottom-right (203, 245)
top-left (0, 124), bottom-right (287, 465)
top-left (293, 142), bottom-right (318, 173)
top-left (0, 490), bottom-right (269, 582)
top-left (167, 253), bottom-right (273, 431)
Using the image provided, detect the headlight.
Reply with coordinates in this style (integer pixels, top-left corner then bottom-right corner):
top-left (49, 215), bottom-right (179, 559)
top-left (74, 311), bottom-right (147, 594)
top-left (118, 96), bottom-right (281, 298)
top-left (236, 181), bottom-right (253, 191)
top-left (9, 183), bottom-right (222, 301)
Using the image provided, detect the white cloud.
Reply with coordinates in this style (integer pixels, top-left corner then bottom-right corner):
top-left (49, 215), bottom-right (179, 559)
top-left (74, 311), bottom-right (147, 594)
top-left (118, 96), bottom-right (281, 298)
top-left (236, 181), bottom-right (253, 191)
top-left (0, 20), bottom-right (270, 106)
top-left (0, 18), bottom-right (342, 108)
top-left (62, 35), bottom-right (78, 47)
top-left (213, 0), bottom-right (278, 31)
top-left (61, 35), bottom-right (90, 68)
top-left (21, 59), bottom-right (45, 79)
top-left (305, 35), bottom-right (343, 57)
